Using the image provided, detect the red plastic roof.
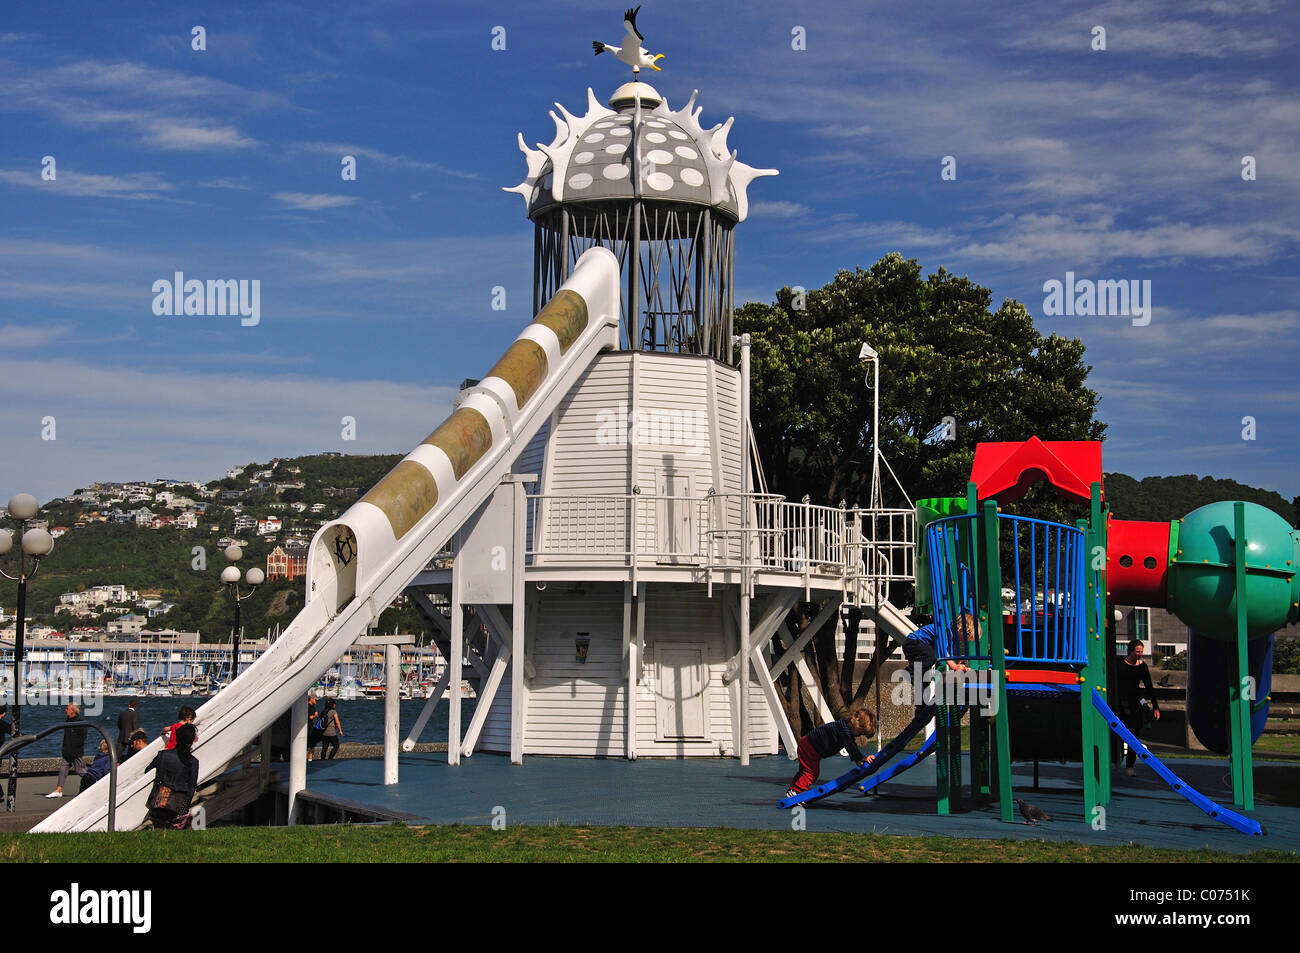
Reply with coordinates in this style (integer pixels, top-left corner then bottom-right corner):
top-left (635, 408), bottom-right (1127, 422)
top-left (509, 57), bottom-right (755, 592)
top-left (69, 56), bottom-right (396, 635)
top-left (968, 438), bottom-right (1102, 504)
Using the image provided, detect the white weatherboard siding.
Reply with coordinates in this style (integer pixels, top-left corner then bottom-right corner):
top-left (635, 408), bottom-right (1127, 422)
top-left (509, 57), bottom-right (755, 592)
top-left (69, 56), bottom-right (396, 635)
top-left (476, 662), bottom-right (514, 753)
top-left (479, 586), bottom-right (625, 756)
top-left (633, 586), bottom-right (775, 756)
top-left (533, 352), bottom-right (744, 566)
top-left (475, 584), bottom-right (776, 757)
top-left (533, 354), bottom-right (633, 565)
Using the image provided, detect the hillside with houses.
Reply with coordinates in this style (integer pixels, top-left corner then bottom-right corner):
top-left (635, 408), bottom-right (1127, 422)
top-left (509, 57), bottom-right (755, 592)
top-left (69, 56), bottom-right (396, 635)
top-left (0, 453), bottom-right (414, 643)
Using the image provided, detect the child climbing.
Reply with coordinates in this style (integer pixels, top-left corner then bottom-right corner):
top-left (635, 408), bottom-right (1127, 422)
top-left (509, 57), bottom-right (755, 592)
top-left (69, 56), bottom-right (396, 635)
top-left (786, 708), bottom-right (876, 799)
top-left (867, 612), bottom-right (976, 767)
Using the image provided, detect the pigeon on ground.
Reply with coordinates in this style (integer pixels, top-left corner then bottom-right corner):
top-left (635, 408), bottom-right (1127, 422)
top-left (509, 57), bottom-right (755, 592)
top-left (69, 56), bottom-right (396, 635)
top-left (1016, 798), bottom-right (1051, 825)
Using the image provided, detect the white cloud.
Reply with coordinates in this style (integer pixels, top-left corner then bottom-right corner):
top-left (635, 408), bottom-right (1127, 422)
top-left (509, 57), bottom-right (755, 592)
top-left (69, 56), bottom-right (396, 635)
top-left (0, 323), bottom-right (70, 349)
top-left (145, 120), bottom-right (256, 151)
top-left (296, 141), bottom-right (479, 179)
top-left (0, 57), bottom-right (272, 152)
top-left (271, 192), bottom-right (360, 210)
top-left (750, 200), bottom-right (811, 219)
top-left (0, 167), bottom-right (173, 200)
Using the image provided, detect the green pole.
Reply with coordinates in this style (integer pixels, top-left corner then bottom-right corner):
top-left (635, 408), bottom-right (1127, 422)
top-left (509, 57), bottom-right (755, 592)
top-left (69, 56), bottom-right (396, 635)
top-left (1229, 502), bottom-right (1255, 810)
top-left (936, 695), bottom-right (950, 815)
top-left (1097, 492), bottom-right (1112, 807)
top-left (1078, 483), bottom-right (1107, 824)
top-left (967, 482), bottom-right (991, 800)
top-left (983, 500), bottom-right (1012, 822)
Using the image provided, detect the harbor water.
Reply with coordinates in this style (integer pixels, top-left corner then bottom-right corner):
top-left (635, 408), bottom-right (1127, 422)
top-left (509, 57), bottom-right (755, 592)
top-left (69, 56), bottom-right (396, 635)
top-left (5, 695), bottom-right (480, 760)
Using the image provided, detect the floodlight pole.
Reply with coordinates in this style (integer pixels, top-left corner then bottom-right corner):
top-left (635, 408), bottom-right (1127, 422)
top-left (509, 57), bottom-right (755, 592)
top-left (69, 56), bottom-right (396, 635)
top-left (860, 342), bottom-right (881, 510)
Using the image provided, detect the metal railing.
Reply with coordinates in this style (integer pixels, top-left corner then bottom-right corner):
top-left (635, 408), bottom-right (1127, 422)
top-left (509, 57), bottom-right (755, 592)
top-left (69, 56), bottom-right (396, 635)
top-left (925, 512), bottom-right (1086, 666)
top-left (0, 720), bottom-right (118, 829)
top-left (520, 492), bottom-right (917, 600)
top-left (848, 507), bottom-right (916, 606)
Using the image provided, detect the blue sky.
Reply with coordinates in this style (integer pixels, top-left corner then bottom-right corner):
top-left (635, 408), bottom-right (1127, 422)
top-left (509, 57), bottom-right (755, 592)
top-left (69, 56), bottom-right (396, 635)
top-left (1, 0), bottom-right (1297, 505)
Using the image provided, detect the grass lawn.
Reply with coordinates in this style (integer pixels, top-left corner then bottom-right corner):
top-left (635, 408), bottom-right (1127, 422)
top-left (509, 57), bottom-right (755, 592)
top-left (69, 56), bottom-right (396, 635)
top-left (3, 825), bottom-right (1295, 863)
top-left (1251, 733), bottom-right (1300, 757)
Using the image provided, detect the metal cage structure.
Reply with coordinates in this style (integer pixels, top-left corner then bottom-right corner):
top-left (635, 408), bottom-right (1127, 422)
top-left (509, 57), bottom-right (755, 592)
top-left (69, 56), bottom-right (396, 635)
top-left (926, 512), bottom-right (1087, 667)
top-left (533, 203), bottom-right (737, 361)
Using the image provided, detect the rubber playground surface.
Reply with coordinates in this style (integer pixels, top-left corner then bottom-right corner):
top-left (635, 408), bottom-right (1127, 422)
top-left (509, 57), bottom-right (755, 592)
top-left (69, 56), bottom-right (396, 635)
top-left (303, 751), bottom-right (1300, 855)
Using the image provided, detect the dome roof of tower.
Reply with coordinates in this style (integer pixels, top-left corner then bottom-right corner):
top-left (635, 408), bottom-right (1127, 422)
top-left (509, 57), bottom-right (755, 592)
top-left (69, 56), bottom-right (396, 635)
top-left (504, 84), bottom-right (777, 224)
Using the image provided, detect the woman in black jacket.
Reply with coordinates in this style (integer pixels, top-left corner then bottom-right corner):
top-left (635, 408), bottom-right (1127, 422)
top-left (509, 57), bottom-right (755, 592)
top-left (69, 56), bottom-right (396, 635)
top-left (1116, 639), bottom-right (1161, 776)
top-left (146, 723), bottom-right (200, 829)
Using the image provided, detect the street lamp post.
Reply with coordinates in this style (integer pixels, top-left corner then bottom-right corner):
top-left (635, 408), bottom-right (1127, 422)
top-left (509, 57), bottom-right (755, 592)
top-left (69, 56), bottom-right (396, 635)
top-left (859, 342), bottom-right (881, 510)
top-left (1, 493), bottom-right (55, 812)
top-left (220, 546), bottom-right (263, 685)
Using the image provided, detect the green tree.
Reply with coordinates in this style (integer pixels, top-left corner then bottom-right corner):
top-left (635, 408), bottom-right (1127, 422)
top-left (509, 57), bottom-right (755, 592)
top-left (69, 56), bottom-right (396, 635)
top-left (736, 254), bottom-right (1107, 730)
top-left (737, 253), bottom-right (1106, 508)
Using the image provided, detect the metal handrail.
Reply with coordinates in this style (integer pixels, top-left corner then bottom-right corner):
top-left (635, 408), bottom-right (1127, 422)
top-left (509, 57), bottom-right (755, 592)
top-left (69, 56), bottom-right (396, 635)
top-left (0, 720), bottom-right (118, 830)
top-left (523, 493), bottom-right (918, 595)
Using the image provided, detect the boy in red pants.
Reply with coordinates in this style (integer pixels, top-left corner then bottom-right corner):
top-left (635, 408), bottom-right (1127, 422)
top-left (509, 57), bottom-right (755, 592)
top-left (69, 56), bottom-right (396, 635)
top-left (787, 709), bottom-right (876, 798)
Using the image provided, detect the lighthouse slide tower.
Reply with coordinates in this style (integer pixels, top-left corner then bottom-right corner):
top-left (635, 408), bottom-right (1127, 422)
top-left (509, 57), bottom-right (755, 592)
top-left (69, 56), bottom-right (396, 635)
top-left (39, 85), bottom-right (912, 832)
top-left (402, 82), bottom-right (913, 763)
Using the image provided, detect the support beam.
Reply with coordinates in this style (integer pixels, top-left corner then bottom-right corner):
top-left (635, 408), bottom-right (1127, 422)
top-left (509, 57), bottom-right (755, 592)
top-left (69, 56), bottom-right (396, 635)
top-left (623, 582), bottom-right (637, 760)
top-left (726, 590), bottom-right (800, 761)
top-left (478, 607), bottom-right (524, 764)
top-left (739, 587), bottom-right (750, 766)
top-left (288, 696), bottom-right (307, 826)
top-left (724, 594), bottom-right (794, 682)
top-left (793, 655), bottom-right (835, 725)
top-left (769, 599), bottom-right (839, 677)
top-left (449, 572), bottom-right (463, 766)
top-left (403, 661), bottom-right (451, 751)
top-left (751, 647), bottom-right (798, 758)
top-left (511, 476), bottom-right (528, 765)
top-left (460, 638), bottom-right (511, 758)
top-left (1229, 502), bottom-right (1255, 810)
top-left (411, 590), bottom-right (490, 679)
top-left (384, 644), bottom-right (400, 784)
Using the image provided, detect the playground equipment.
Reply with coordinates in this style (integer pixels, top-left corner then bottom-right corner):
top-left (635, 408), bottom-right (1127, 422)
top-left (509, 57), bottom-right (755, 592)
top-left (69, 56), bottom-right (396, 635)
top-left (36, 249), bottom-right (623, 832)
top-left (779, 438), bottom-right (1294, 835)
top-left (917, 438), bottom-right (1296, 833)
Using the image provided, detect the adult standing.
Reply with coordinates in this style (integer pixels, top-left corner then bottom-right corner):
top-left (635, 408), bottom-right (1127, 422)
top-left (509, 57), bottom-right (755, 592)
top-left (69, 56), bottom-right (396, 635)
top-left (319, 697), bottom-right (342, 760)
top-left (1116, 639), bottom-right (1161, 776)
top-left (306, 693), bottom-right (320, 761)
top-left (117, 697), bottom-right (141, 756)
top-left (46, 703), bottom-right (87, 798)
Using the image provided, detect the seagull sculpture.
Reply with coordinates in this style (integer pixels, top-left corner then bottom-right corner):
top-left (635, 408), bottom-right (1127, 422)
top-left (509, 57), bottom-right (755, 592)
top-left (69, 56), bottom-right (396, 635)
top-left (593, 6), bottom-right (664, 75)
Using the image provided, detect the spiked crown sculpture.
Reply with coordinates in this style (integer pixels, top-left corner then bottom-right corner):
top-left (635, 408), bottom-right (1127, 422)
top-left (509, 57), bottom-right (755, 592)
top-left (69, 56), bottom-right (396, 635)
top-left (505, 81), bottom-right (777, 361)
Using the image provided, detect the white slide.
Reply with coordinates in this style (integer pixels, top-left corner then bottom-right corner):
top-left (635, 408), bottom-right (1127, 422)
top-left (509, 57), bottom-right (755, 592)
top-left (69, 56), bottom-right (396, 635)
top-left (36, 248), bottom-right (622, 832)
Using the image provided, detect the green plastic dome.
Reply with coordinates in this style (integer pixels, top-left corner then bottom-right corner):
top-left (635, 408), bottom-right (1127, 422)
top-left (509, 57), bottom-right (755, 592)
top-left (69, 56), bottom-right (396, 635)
top-left (1166, 501), bottom-right (1299, 640)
